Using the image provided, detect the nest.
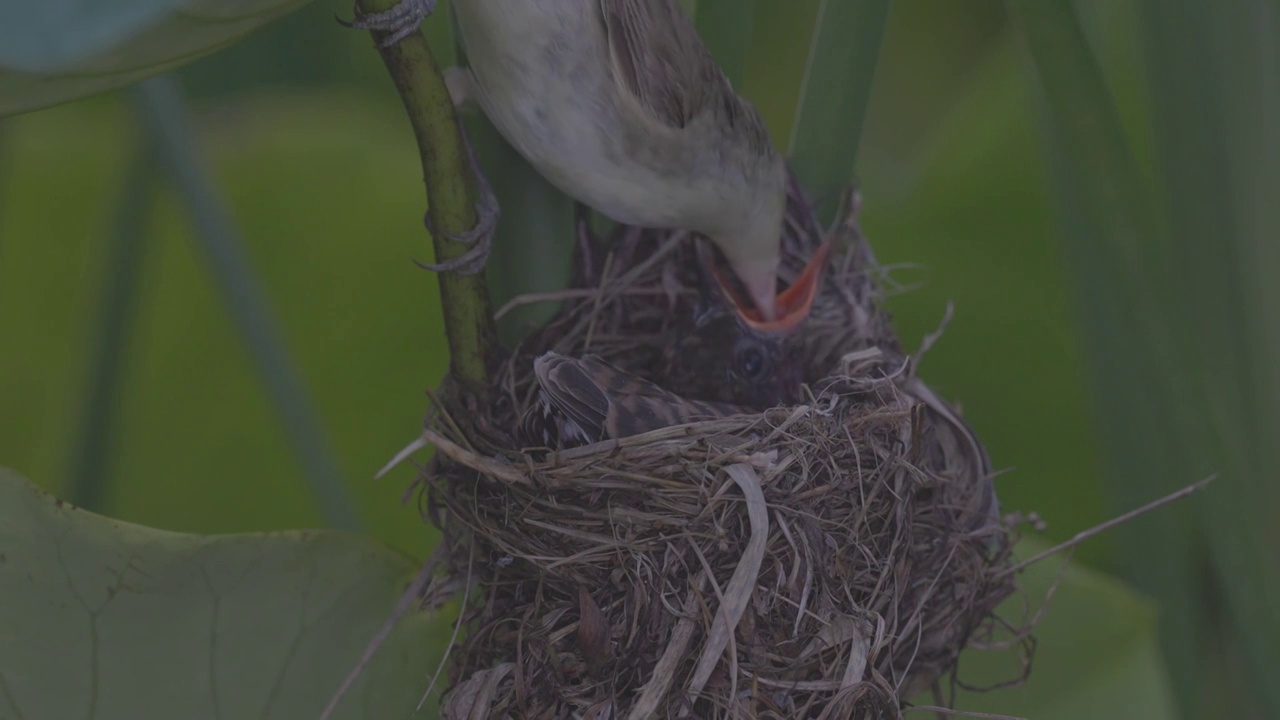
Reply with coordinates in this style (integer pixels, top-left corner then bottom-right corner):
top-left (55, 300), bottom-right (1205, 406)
top-left (416, 181), bottom-right (1020, 719)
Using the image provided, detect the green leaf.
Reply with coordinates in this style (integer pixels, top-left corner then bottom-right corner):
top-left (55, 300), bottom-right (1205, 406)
top-left (1134, 0), bottom-right (1280, 715)
top-left (1012, 2), bottom-right (1280, 716)
top-left (0, 0), bottom-right (310, 117)
top-left (66, 138), bottom-right (157, 514)
top-left (471, 115), bottom-right (576, 346)
top-left (0, 468), bottom-right (438, 719)
top-left (694, 0), bottom-right (760, 89)
top-left (786, 0), bottom-right (893, 223)
top-left (1006, 1), bottom-right (1230, 715)
top-left (740, 0), bottom-right (819, 144)
top-left (0, 94), bottom-right (440, 556)
top-left (945, 538), bottom-right (1177, 720)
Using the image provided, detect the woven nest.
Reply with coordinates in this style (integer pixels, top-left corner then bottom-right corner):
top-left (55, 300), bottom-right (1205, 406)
top-left (416, 179), bottom-right (1020, 719)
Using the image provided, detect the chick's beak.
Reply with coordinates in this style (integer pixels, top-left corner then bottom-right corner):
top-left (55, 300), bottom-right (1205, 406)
top-left (704, 241), bottom-right (832, 334)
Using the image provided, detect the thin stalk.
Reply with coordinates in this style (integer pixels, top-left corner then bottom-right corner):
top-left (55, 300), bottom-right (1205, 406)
top-left (65, 138), bottom-right (155, 513)
top-left (0, 122), bottom-right (8, 258)
top-left (132, 76), bottom-right (361, 532)
top-left (355, 0), bottom-right (499, 397)
top-left (787, 0), bottom-right (892, 223)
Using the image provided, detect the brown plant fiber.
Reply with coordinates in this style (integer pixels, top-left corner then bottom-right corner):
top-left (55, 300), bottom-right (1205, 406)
top-left (417, 180), bottom-right (1020, 719)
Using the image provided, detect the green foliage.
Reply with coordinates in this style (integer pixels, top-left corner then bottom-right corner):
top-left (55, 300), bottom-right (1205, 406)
top-left (1006, 6), bottom-right (1201, 702)
top-left (0, 96), bottom-right (442, 556)
top-left (136, 76), bottom-right (361, 531)
top-left (740, 0), bottom-right (821, 143)
top-left (785, 0), bottom-right (892, 223)
top-left (947, 539), bottom-right (1176, 720)
top-left (1135, 2), bottom-right (1280, 714)
top-left (0, 469), bottom-right (441, 719)
top-left (1009, 0), bottom-right (1280, 716)
top-left (66, 140), bottom-right (157, 514)
top-left (693, 0), bottom-right (759, 88)
top-left (0, 0), bottom-right (312, 117)
top-left (469, 113), bottom-right (576, 346)
top-left (862, 16), bottom-right (1110, 567)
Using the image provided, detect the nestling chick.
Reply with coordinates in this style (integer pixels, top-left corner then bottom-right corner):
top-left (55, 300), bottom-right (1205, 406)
top-left (520, 352), bottom-right (748, 449)
top-left (519, 234), bottom-right (831, 450)
top-left (661, 289), bottom-right (805, 410)
top-left (660, 236), bottom-right (832, 407)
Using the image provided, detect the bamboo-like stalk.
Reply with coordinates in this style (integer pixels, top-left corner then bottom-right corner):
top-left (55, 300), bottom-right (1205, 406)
top-left (354, 0), bottom-right (499, 398)
top-left (786, 0), bottom-right (893, 224)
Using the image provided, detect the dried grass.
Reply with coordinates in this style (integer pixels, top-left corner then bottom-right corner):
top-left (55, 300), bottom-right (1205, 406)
top-left (416, 180), bottom-right (1023, 719)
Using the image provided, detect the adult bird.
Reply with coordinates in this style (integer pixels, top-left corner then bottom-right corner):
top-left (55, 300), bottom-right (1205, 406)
top-left (348, 0), bottom-right (792, 323)
top-left (519, 237), bottom-right (829, 451)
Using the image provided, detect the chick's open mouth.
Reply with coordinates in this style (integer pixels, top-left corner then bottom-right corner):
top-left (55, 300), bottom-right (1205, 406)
top-left (700, 238), bottom-right (833, 333)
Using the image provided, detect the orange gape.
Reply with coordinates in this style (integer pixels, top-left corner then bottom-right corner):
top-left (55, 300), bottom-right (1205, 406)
top-left (706, 239), bottom-right (832, 333)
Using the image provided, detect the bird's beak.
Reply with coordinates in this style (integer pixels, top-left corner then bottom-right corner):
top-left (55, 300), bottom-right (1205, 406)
top-left (734, 261), bottom-right (780, 322)
top-left (703, 240), bottom-right (832, 333)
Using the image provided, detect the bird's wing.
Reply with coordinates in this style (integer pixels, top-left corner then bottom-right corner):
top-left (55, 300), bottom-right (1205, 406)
top-left (534, 353), bottom-right (613, 443)
top-left (598, 0), bottom-right (770, 151)
top-left (533, 352), bottom-right (746, 444)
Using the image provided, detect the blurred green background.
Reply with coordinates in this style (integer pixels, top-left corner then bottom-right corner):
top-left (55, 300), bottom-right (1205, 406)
top-left (1, 0), bottom-right (1273, 718)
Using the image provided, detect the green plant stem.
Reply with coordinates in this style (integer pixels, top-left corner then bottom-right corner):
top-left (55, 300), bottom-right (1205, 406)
top-left (355, 1), bottom-right (499, 398)
top-left (786, 0), bottom-right (891, 224)
top-left (133, 76), bottom-right (361, 532)
top-left (0, 122), bottom-right (7, 244)
top-left (695, 0), bottom-right (759, 89)
top-left (66, 139), bottom-right (156, 513)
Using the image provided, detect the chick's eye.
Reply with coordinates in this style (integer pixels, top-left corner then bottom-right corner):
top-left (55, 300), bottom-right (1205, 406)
top-left (736, 346), bottom-right (767, 380)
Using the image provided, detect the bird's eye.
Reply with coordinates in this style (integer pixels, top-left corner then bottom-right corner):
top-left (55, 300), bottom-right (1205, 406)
top-left (736, 346), bottom-right (767, 380)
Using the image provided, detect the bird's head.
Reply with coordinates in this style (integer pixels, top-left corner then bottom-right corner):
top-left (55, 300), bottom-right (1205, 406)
top-left (699, 233), bottom-right (832, 336)
top-left (723, 316), bottom-right (806, 408)
top-left (694, 151), bottom-right (830, 330)
top-left (703, 181), bottom-right (788, 322)
top-left (666, 297), bottom-right (805, 408)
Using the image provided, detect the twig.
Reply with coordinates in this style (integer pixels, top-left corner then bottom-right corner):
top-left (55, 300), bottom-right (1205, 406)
top-left (383, 429), bottom-right (531, 486)
top-left (494, 287), bottom-right (685, 321)
top-left (319, 545), bottom-right (446, 719)
top-left (417, 542), bottom-right (475, 710)
top-left (906, 706), bottom-right (1027, 720)
top-left (1000, 474), bottom-right (1218, 577)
